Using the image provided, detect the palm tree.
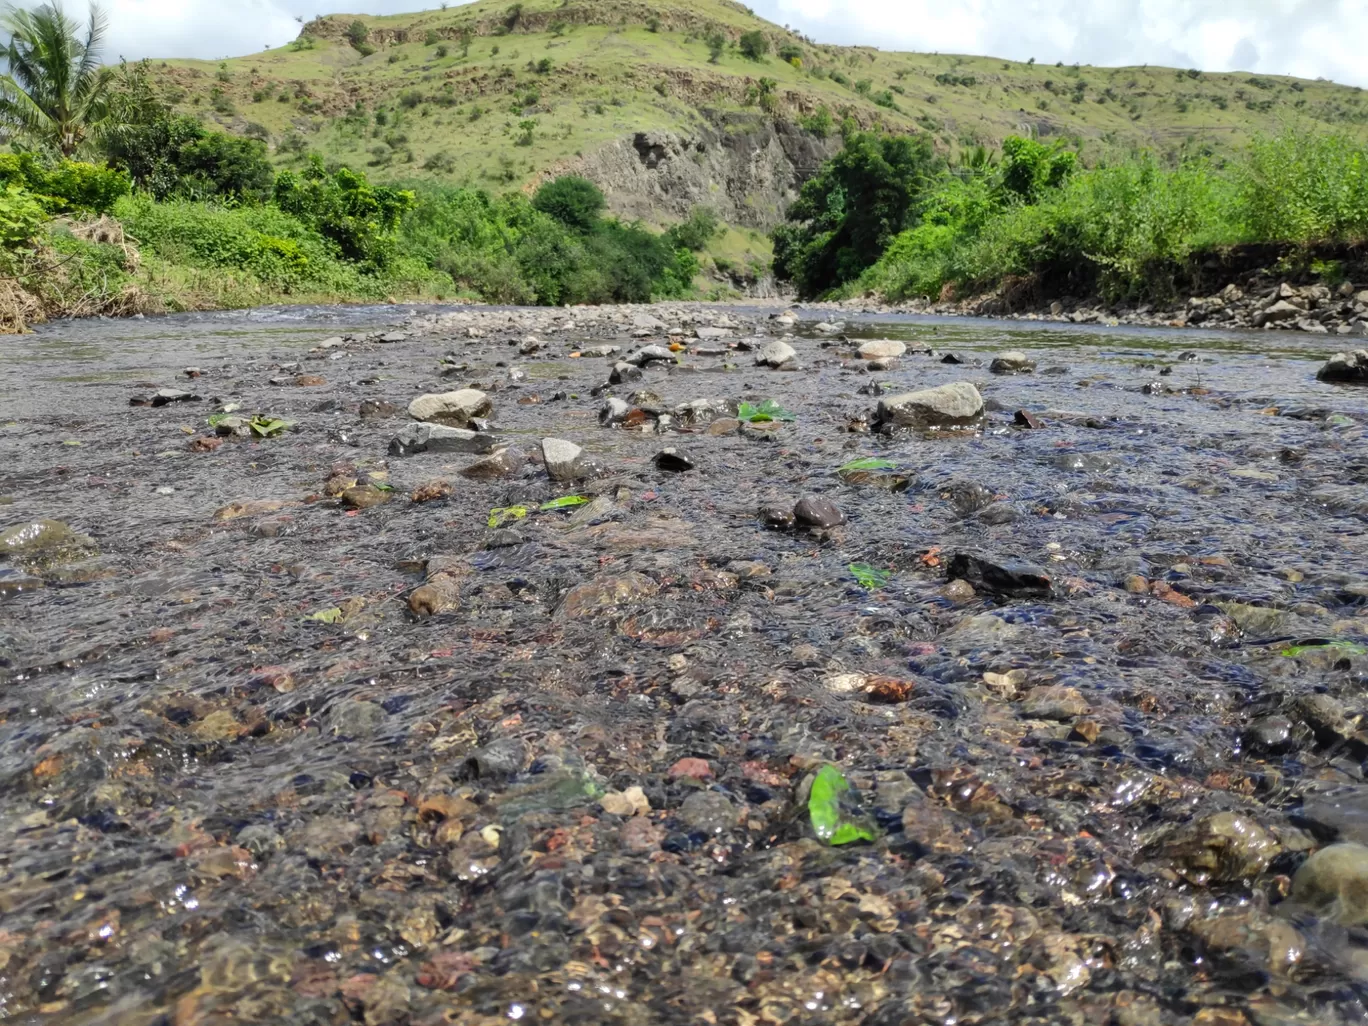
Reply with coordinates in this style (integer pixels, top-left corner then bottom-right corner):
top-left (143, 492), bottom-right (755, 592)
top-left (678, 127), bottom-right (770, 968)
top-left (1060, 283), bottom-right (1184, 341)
top-left (0, 3), bottom-right (112, 157)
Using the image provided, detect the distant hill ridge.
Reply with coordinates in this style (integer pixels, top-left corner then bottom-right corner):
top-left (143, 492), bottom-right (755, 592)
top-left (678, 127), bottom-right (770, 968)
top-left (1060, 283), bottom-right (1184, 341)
top-left (151, 0), bottom-right (1368, 230)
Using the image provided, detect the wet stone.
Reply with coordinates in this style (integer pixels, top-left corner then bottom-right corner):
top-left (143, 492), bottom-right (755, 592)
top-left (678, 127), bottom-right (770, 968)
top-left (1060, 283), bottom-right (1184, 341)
top-left (388, 423), bottom-right (500, 457)
top-left (1317, 350), bottom-right (1368, 383)
top-left (541, 437), bottom-right (584, 481)
top-left (877, 382), bottom-right (985, 429)
top-left (460, 447), bottom-right (524, 480)
top-left (755, 340), bottom-right (796, 368)
top-left (1290, 843), bottom-right (1368, 925)
top-left (858, 339), bottom-right (906, 360)
top-left (991, 351), bottom-right (1036, 374)
top-left (655, 448), bottom-right (696, 472)
top-left (1, 519), bottom-right (95, 560)
top-left (946, 553), bottom-right (1053, 598)
top-left (678, 791), bottom-right (738, 834)
top-left (794, 495), bottom-right (845, 529)
top-left (1021, 686), bottom-right (1090, 721)
top-left (407, 388), bottom-right (492, 426)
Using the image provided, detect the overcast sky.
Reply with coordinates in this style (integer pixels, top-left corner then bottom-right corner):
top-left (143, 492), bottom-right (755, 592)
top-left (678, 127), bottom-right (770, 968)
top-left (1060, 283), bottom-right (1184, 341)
top-left (94, 0), bottom-right (1366, 89)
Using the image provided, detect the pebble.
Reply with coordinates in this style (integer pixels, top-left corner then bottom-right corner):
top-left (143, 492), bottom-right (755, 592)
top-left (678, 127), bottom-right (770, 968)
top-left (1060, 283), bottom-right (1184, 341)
top-left (460, 447), bottom-right (525, 480)
top-left (655, 448), bottom-right (695, 472)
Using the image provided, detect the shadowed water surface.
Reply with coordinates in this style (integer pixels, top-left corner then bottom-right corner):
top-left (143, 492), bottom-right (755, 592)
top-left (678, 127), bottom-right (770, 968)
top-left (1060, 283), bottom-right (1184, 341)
top-left (3, 304), bottom-right (1368, 1025)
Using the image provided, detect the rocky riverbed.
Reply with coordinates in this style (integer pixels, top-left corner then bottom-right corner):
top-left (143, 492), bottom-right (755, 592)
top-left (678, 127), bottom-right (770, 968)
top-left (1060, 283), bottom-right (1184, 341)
top-left (5, 302), bottom-right (1368, 1025)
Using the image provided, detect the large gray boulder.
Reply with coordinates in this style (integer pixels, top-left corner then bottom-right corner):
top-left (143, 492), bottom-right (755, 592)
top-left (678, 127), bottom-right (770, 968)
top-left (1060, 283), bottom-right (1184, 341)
top-left (877, 382), bottom-right (985, 429)
top-left (1318, 350), bottom-right (1368, 383)
top-left (408, 388), bottom-right (492, 426)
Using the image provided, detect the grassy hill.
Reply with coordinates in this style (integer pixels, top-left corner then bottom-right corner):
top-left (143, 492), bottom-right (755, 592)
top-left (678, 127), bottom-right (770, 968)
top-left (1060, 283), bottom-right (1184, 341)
top-left (149, 0), bottom-right (1368, 230)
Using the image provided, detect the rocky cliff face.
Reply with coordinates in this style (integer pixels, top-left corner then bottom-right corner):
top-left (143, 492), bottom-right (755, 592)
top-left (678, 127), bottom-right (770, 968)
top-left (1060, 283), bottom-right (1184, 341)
top-left (569, 114), bottom-right (842, 229)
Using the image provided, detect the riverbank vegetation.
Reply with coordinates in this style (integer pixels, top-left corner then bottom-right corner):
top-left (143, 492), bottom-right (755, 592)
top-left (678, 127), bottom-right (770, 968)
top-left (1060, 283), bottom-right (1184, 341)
top-left (775, 125), bottom-right (1368, 305)
top-left (0, 4), bottom-right (708, 332)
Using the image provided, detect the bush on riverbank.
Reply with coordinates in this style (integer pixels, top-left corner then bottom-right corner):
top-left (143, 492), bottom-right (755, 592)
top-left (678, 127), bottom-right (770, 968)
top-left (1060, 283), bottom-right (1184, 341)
top-left (780, 126), bottom-right (1368, 304)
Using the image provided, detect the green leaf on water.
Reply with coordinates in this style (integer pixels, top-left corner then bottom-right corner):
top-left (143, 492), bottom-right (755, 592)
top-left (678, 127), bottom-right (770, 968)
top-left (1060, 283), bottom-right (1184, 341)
top-left (737, 399), bottom-right (796, 423)
top-left (839, 457), bottom-right (896, 473)
top-left (849, 563), bottom-right (890, 589)
top-left (540, 495), bottom-right (589, 511)
top-left (809, 765), bottom-right (876, 845)
top-left (488, 505), bottom-right (530, 528)
top-left (1281, 640), bottom-right (1368, 658)
top-left (206, 413), bottom-right (229, 428)
top-left (307, 607), bottom-right (345, 623)
top-left (62, 439), bottom-right (81, 446)
top-left (249, 416), bottom-right (288, 438)
top-left (372, 482), bottom-right (395, 492)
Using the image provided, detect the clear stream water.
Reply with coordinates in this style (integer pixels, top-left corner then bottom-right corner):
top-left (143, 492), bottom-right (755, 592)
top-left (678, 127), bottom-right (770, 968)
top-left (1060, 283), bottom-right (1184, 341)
top-left (2, 304), bottom-right (1368, 1025)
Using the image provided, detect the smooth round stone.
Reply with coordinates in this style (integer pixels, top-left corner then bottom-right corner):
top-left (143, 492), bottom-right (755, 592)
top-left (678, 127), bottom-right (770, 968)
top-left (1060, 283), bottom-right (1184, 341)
top-left (1291, 843), bottom-right (1368, 925)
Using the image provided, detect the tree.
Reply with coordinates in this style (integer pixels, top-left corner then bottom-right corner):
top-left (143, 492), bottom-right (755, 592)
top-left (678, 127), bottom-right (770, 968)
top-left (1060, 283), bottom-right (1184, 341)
top-left (0, 2), bottom-right (113, 157)
top-left (738, 30), bottom-right (769, 61)
top-left (772, 131), bottom-right (945, 297)
top-left (706, 31), bottom-right (725, 63)
top-left (532, 175), bottom-right (604, 232)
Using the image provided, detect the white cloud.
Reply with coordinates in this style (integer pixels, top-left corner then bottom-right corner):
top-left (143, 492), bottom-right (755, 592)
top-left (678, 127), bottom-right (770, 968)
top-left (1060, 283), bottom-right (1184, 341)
top-left (43, 0), bottom-right (1367, 88)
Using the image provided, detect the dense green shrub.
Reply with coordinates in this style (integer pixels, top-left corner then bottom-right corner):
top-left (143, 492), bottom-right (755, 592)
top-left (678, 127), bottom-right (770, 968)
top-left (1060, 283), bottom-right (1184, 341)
top-left (174, 134), bottom-right (274, 202)
top-left (0, 155), bottom-right (130, 214)
top-left (772, 130), bottom-right (944, 296)
top-left (0, 183), bottom-right (48, 247)
top-left (739, 31), bottom-right (769, 61)
top-left (273, 158), bottom-right (416, 266)
top-left (666, 206), bottom-right (720, 250)
top-left (532, 175), bottom-right (605, 232)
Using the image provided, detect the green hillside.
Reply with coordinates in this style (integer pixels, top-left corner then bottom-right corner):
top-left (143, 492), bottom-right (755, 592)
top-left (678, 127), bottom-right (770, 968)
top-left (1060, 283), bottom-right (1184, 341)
top-left (148, 0), bottom-right (1368, 228)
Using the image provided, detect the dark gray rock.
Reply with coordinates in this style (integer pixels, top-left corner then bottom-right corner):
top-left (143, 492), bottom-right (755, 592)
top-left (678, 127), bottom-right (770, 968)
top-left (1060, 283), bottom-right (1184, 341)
top-left (1318, 350), bottom-right (1368, 383)
top-left (794, 495), bottom-right (845, 529)
top-left (946, 553), bottom-right (1053, 598)
top-left (388, 423), bottom-right (500, 457)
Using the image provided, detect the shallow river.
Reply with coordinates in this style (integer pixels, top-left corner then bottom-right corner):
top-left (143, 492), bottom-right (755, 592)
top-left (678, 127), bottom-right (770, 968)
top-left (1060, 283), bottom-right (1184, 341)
top-left (3, 304), bottom-right (1368, 1026)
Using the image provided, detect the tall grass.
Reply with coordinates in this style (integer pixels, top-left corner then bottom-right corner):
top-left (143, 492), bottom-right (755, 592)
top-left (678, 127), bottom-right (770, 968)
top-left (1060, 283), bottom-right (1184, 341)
top-left (857, 128), bottom-right (1368, 303)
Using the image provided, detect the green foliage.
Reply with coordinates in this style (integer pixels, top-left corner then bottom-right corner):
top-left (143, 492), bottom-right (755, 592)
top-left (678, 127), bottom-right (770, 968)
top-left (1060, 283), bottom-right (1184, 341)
top-left (666, 206), bottom-right (720, 250)
top-left (0, 153), bottom-right (129, 214)
top-left (738, 30), bottom-right (769, 61)
top-left (799, 105), bottom-right (834, 138)
top-left (849, 563), bottom-right (890, 589)
top-left (424, 29), bottom-right (440, 46)
top-left (540, 495), bottom-right (589, 510)
top-left (773, 130), bottom-right (945, 297)
top-left (809, 766), bottom-right (877, 845)
top-left (345, 20), bottom-right (369, 50)
top-left (998, 136), bottom-right (1076, 203)
top-left (706, 31), bottom-right (725, 63)
top-left (737, 399), bottom-right (795, 422)
top-left (533, 175), bottom-right (605, 232)
top-left (273, 157), bottom-right (416, 266)
top-left (850, 126), bottom-right (1368, 304)
top-left (838, 457), bottom-right (895, 472)
top-left (0, 183), bottom-right (47, 247)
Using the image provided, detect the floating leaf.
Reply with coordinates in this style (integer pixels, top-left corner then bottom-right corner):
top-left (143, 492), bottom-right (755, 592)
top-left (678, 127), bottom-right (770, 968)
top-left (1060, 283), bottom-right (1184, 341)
top-left (372, 482), bottom-right (395, 492)
top-left (1281, 640), bottom-right (1368, 658)
top-left (849, 563), bottom-right (890, 589)
top-left (249, 416), bottom-right (288, 438)
top-left (206, 413), bottom-right (229, 428)
top-left (737, 399), bottom-right (796, 423)
top-left (62, 439), bottom-right (81, 446)
top-left (540, 495), bottom-right (590, 511)
top-left (488, 505), bottom-right (530, 528)
top-left (307, 607), bottom-right (344, 624)
top-left (808, 765), bottom-right (876, 846)
top-left (839, 457), bottom-right (896, 473)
